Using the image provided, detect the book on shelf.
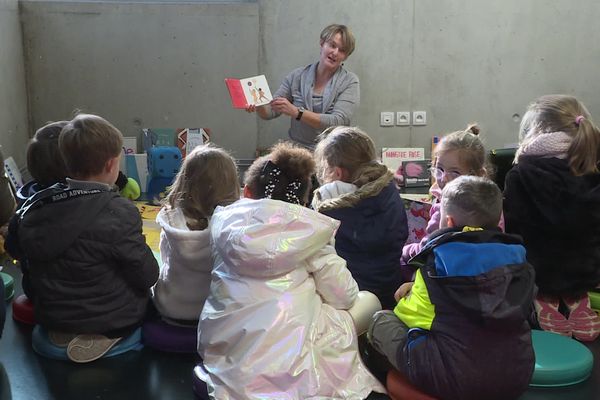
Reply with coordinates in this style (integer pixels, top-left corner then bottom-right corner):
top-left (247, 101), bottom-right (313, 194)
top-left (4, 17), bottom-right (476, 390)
top-left (402, 159), bottom-right (431, 188)
top-left (225, 74), bottom-right (273, 109)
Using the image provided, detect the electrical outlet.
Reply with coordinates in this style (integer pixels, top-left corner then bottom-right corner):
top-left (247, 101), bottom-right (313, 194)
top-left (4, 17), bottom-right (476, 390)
top-left (396, 111), bottom-right (410, 126)
top-left (380, 112), bottom-right (394, 127)
top-left (413, 111), bottom-right (427, 126)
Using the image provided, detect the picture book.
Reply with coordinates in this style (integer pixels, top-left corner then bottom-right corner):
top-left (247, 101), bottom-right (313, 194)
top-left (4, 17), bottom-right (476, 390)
top-left (402, 159), bottom-right (431, 188)
top-left (225, 74), bottom-right (273, 109)
top-left (381, 147), bottom-right (425, 173)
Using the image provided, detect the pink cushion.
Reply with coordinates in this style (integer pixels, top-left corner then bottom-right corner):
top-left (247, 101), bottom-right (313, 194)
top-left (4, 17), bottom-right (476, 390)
top-left (12, 294), bottom-right (35, 325)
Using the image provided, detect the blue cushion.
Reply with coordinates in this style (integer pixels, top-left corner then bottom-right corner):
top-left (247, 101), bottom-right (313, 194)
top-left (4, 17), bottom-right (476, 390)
top-left (530, 330), bottom-right (594, 387)
top-left (142, 318), bottom-right (197, 353)
top-left (32, 326), bottom-right (143, 361)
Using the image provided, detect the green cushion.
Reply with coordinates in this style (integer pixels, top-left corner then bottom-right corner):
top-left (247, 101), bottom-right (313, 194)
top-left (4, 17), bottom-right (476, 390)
top-left (530, 330), bottom-right (593, 387)
top-left (1, 271), bottom-right (14, 302)
top-left (590, 290), bottom-right (600, 312)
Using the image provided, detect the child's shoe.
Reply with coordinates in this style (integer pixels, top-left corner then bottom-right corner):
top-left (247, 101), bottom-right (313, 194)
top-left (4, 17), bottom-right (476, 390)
top-left (66, 334), bottom-right (121, 363)
top-left (48, 331), bottom-right (77, 347)
top-left (564, 295), bottom-right (600, 342)
top-left (534, 295), bottom-right (572, 337)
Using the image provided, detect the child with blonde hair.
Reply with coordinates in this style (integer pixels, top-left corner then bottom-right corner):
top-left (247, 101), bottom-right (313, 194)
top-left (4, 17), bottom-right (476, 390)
top-left (401, 124), bottom-right (499, 265)
top-left (152, 144), bottom-right (240, 326)
top-left (312, 126), bottom-right (408, 309)
top-left (198, 141), bottom-right (385, 399)
top-left (505, 94), bottom-right (600, 341)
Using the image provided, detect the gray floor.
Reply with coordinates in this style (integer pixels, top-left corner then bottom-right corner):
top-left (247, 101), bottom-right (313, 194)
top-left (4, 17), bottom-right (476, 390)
top-left (1, 261), bottom-right (598, 400)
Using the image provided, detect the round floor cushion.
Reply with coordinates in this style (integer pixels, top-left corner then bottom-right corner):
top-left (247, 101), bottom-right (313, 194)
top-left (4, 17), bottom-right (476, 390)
top-left (1, 272), bottom-right (14, 302)
top-left (530, 329), bottom-right (594, 387)
top-left (141, 318), bottom-right (197, 353)
top-left (12, 294), bottom-right (35, 325)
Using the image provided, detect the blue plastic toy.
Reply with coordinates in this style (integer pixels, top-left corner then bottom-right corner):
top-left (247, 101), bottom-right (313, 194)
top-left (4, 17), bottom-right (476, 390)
top-left (146, 146), bottom-right (182, 203)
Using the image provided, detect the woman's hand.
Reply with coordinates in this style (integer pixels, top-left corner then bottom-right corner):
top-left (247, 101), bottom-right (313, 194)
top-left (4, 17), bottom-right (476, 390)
top-left (245, 104), bottom-right (256, 113)
top-left (270, 97), bottom-right (297, 117)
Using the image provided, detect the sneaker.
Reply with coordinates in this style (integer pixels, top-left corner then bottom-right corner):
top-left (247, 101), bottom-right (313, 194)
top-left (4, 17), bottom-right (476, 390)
top-left (48, 331), bottom-right (78, 348)
top-left (66, 334), bottom-right (121, 363)
top-left (534, 295), bottom-right (572, 337)
top-left (564, 295), bottom-right (600, 342)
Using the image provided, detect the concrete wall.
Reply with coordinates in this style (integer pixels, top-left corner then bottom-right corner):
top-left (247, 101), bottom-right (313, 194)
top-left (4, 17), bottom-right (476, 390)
top-left (19, 0), bottom-right (600, 160)
top-left (0, 0), bottom-right (30, 167)
top-left (20, 0), bottom-right (260, 158)
top-left (258, 0), bottom-right (600, 154)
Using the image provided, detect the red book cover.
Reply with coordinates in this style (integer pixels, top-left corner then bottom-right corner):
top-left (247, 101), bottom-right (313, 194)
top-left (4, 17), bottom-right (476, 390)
top-left (225, 75), bottom-right (272, 109)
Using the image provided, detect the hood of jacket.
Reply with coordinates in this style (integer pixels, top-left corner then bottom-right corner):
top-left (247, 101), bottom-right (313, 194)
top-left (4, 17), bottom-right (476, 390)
top-left (210, 198), bottom-right (340, 279)
top-left (414, 228), bottom-right (536, 328)
top-left (156, 206), bottom-right (211, 267)
top-left (17, 184), bottom-right (118, 261)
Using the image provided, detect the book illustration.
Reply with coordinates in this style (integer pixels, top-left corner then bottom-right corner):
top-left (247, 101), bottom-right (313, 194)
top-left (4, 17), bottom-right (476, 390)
top-left (225, 74), bottom-right (273, 109)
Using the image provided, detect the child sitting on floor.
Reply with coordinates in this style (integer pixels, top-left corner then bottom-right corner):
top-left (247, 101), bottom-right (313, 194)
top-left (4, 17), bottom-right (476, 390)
top-left (152, 144), bottom-right (240, 326)
top-left (401, 124), bottom-right (500, 267)
top-left (312, 126), bottom-right (408, 310)
top-left (10, 114), bottom-right (158, 362)
top-left (368, 175), bottom-right (535, 400)
top-left (198, 141), bottom-right (385, 399)
top-left (504, 94), bottom-right (600, 341)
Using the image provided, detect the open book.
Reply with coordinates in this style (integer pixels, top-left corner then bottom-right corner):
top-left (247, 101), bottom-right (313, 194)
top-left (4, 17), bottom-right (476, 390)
top-left (225, 74), bottom-right (273, 109)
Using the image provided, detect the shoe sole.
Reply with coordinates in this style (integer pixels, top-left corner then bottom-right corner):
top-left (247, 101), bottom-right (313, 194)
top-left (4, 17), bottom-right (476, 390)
top-left (66, 335), bottom-right (121, 363)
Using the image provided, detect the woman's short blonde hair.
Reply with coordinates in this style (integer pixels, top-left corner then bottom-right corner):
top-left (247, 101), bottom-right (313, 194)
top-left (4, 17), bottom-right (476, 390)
top-left (320, 24), bottom-right (356, 56)
top-left (166, 144), bottom-right (240, 230)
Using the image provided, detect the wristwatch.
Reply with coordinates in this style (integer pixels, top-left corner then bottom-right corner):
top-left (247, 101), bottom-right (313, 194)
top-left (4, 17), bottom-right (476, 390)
top-left (296, 107), bottom-right (305, 121)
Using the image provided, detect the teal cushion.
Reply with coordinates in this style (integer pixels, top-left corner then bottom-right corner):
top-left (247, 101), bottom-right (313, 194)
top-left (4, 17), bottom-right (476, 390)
top-left (530, 330), bottom-right (594, 387)
top-left (0, 272), bottom-right (14, 302)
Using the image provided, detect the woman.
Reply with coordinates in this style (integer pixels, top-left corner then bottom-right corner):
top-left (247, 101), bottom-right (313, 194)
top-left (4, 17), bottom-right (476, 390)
top-left (247, 24), bottom-right (360, 148)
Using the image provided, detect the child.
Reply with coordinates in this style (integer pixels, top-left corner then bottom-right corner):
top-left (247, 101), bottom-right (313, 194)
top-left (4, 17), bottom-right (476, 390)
top-left (504, 94), bottom-right (600, 341)
top-left (401, 124), bottom-right (496, 265)
top-left (198, 142), bottom-right (385, 399)
top-left (11, 114), bottom-right (159, 362)
top-left (17, 121), bottom-right (69, 204)
top-left (152, 144), bottom-right (240, 326)
top-left (312, 126), bottom-right (408, 310)
top-left (369, 176), bottom-right (536, 400)
top-left (15, 120), bottom-right (137, 205)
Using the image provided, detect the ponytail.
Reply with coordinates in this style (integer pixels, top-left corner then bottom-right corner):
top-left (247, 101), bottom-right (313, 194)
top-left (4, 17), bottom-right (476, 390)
top-left (568, 118), bottom-right (600, 175)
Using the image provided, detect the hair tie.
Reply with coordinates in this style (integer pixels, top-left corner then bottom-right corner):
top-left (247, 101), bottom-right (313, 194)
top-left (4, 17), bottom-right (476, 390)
top-left (284, 180), bottom-right (303, 204)
top-left (261, 160), bottom-right (281, 199)
top-left (575, 115), bottom-right (585, 126)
